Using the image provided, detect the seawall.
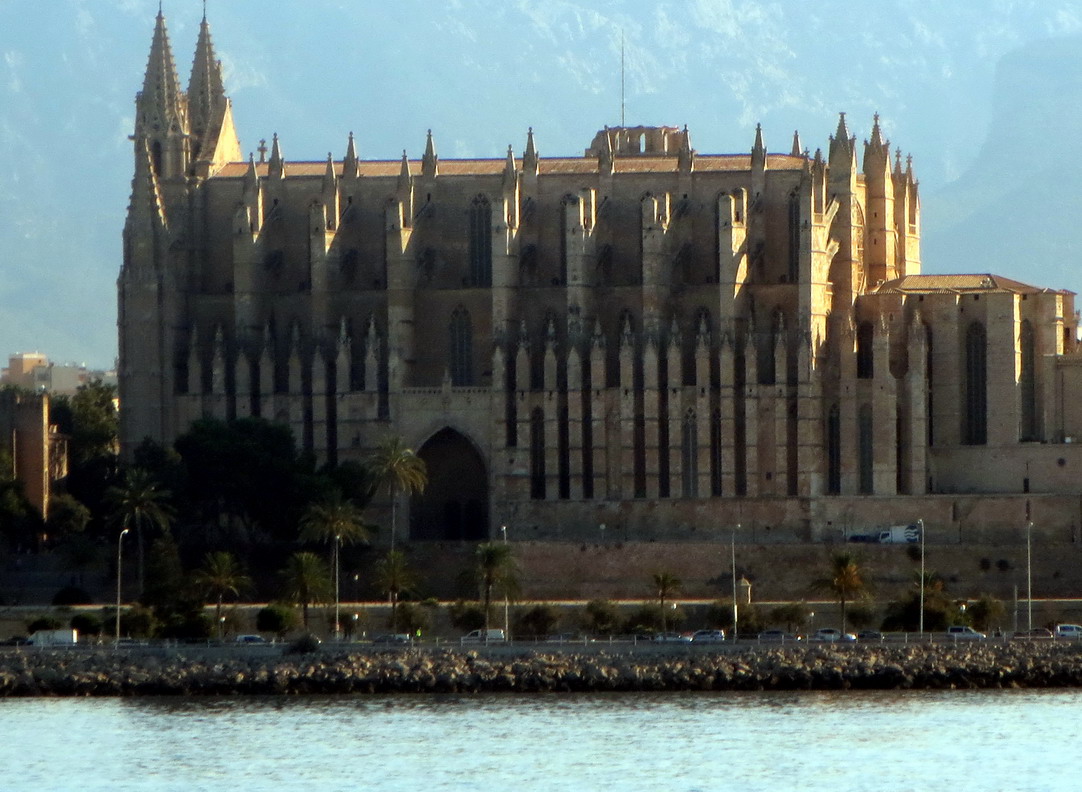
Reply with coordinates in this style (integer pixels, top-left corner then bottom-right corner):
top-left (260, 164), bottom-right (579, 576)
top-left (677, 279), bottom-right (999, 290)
top-left (4, 643), bottom-right (1082, 696)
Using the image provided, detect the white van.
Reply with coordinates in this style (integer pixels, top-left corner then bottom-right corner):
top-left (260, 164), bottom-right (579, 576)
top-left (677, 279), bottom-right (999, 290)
top-left (460, 629), bottom-right (506, 644)
top-left (1055, 624), bottom-right (1082, 639)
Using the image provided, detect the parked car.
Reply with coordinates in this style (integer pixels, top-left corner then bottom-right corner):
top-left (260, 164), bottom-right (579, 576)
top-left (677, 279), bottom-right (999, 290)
top-left (856, 630), bottom-right (884, 642)
top-left (812, 628), bottom-right (856, 642)
top-left (758, 629), bottom-right (801, 643)
top-left (234, 634), bottom-right (267, 644)
top-left (1054, 624), bottom-right (1082, 639)
top-left (1011, 628), bottom-right (1053, 640)
top-left (372, 633), bottom-right (411, 644)
top-left (652, 633), bottom-right (693, 643)
top-left (691, 629), bottom-right (726, 643)
top-left (460, 629), bottom-right (506, 644)
top-left (946, 625), bottom-right (986, 640)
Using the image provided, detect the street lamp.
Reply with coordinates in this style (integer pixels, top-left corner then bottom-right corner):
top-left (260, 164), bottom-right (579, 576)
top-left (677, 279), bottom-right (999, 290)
top-left (731, 524), bottom-right (740, 641)
top-left (114, 528), bottom-right (130, 644)
top-left (500, 525), bottom-right (509, 637)
top-left (1026, 521), bottom-right (1034, 631)
top-left (334, 534), bottom-right (342, 640)
top-left (599, 523), bottom-right (606, 545)
top-left (918, 518), bottom-right (925, 637)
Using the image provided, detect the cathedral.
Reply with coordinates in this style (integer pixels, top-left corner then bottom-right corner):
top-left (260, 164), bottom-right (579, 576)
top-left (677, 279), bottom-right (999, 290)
top-left (120, 11), bottom-right (1082, 544)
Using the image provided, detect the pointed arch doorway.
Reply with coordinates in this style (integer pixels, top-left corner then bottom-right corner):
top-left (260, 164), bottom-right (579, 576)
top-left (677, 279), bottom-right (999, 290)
top-left (410, 427), bottom-right (488, 541)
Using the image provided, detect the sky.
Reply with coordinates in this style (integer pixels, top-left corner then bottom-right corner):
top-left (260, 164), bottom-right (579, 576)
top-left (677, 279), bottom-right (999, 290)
top-left (2, 0), bottom-right (1082, 369)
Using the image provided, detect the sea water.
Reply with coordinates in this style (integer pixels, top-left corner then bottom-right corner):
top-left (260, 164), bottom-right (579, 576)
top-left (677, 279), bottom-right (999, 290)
top-left (1, 690), bottom-right (1074, 791)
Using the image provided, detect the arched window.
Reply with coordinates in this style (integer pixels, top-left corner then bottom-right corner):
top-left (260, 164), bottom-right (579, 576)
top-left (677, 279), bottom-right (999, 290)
top-left (468, 196), bottom-right (492, 287)
top-left (449, 307), bottom-right (473, 386)
top-left (530, 407), bottom-right (545, 500)
top-left (856, 321), bottom-right (874, 379)
top-left (964, 321), bottom-right (987, 445)
top-left (1020, 319), bottom-right (1036, 441)
top-left (827, 404), bottom-right (841, 495)
top-left (858, 403), bottom-right (874, 494)
top-left (710, 408), bottom-right (722, 496)
top-left (681, 409), bottom-right (698, 498)
top-left (151, 140), bottom-right (163, 177)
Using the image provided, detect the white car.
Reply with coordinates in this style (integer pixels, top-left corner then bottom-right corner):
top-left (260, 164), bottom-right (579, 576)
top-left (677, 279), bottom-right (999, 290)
top-left (1055, 624), bottom-right (1082, 639)
top-left (460, 629), bottom-right (506, 644)
top-left (946, 625), bottom-right (986, 640)
top-left (691, 629), bottom-right (726, 643)
top-left (812, 628), bottom-right (856, 642)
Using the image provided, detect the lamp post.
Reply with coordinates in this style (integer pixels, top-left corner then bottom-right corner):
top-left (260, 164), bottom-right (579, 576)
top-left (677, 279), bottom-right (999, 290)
top-left (334, 534), bottom-right (342, 640)
top-left (599, 523), bottom-right (606, 545)
top-left (918, 518), bottom-right (925, 637)
top-left (500, 525), bottom-right (509, 637)
top-left (731, 523), bottom-right (740, 641)
top-left (1026, 521), bottom-right (1034, 632)
top-left (114, 528), bottom-right (130, 644)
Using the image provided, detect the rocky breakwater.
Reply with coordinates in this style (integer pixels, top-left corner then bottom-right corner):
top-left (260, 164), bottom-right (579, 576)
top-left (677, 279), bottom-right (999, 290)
top-left (3, 643), bottom-right (1082, 696)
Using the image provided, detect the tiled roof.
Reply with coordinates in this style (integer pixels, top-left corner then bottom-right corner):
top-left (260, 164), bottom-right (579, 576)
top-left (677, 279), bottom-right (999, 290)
top-left (874, 274), bottom-right (1070, 296)
top-left (212, 153), bottom-right (805, 180)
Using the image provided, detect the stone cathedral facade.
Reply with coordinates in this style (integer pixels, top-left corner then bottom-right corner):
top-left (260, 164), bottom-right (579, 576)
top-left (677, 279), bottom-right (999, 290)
top-left (120, 12), bottom-right (1082, 544)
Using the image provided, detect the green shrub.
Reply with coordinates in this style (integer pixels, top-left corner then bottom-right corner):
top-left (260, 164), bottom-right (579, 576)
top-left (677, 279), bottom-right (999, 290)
top-left (287, 633), bottom-right (322, 654)
top-left (394, 602), bottom-right (431, 636)
top-left (515, 604), bottom-right (561, 638)
top-left (581, 599), bottom-right (621, 635)
top-left (27, 616), bottom-right (63, 633)
top-left (256, 603), bottom-right (298, 638)
top-left (768, 603), bottom-right (810, 632)
top-left (448, 601), bottom-right (485, 632)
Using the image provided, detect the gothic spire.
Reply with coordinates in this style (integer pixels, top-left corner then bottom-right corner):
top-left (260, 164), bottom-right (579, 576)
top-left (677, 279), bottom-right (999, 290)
top-left (397, 150), bottom-right (412, 189)
top-left (422, 129), bottom-right (438, 178)
top-left (791, 130), bottom-right (802, 157)
top-left (751, 123), bottom-right (766, 169)
top-left (268, 132), bottom-right (285, 178)
top-left (187, 14), bottom-right (225, 151)
top-left (524, 127), bottom-right (538, 175)
top-left (828, 112), bottom-right (856, 170)
top-left (127, 138), bottom-right (168, 231)
top-left (677, 125), bottom-right (694, 172)
top-left (343, 131), bottom-right (360, 178)
top-left (503, 144), bottom-right (517, 186)
top-left (137, 9), bottom-right (186, 138)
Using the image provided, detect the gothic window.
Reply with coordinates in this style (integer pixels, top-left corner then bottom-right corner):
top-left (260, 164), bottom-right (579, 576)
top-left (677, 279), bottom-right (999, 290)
top-left (468, 195), bottom-right (492, 287)
top-left (710, 408), bottom-right (722, 496)
top-left (787, 192), bottom-right (800, 284)
top-left (1020, 319), bottom-right (1037, 441)
top-left (925, 325), bottom-right (935, 446)
top-left (681, 409), bottom-right (698, 498)
top-left (964, 321), bottom-right (987, 445)
top-left (449, 307), bottom-right (473, 386)
top-left (858, 403), bottom-right (874, 494)
top-left (827, 404), bottom-right (841, 495)
top-left (151, 141), bottom-right (163, 177)
top-left (530, 407), bottom-right (545, 500)
top-left (856, 321), bottom-right (874, 379)
top-left (340, 248), bottom-right (359, 285)
top-left (596, 244), bottom-right (614, 286)
top-left (558, 407), bottom-right (570, 499)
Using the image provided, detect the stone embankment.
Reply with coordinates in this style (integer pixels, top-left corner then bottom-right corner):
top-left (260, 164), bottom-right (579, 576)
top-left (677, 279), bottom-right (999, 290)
top-left (3, 644), bottom-right (1082, 696)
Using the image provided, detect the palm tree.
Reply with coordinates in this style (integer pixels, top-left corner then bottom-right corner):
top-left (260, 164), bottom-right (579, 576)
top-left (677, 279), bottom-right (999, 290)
top-left (812, 552), bottom-right (868, 634)
top-left (192, 551), bottom-right (253, 632)
top-left (651, 571), bottom-right (682, 633)
top-left (475, 542), bottom-right (519, 633)
top-left (374, 549), bottom-right (419, 632)
top-left (300, 492), bottom-right (370, 635)
top-left (365, 436), bottom-right (428, 551)
top-left (105, 468), bottom-right (174, 597)
top-left (280, 552), bottom-right (332, 630)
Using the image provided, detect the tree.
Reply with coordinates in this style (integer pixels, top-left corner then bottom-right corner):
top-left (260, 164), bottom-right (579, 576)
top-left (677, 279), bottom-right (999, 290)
top-left (811, 552), bottom-right (868, 634)
top-left (257, 603), bottom-right (299, 639)
top-left (45, 494), bottom-right (90, 539)
top-left (582, 599), bottom-right (622, 635)
top-left (516, 604), bottom-right (561, 638)
top-left (280, 552), bottom-right (332, 630)
top-left (968, 594), bottom-right (1007, 633)
top-left (192, 551), bottom-right (253, 629)
top-left (651, 571), bottom-right (682, 633)
top-left (474, 542), bottom-right (519, 632)
top-left (52, 380), bottom-right (118, 467)
top-left (365, 436), bottom-right (428, 551)
top-left (373, 549), bottom-right (419, 632)
top-left (300, 492), bottom-right (370, 633)
top-left (105, 468), bottom-right (174, 597)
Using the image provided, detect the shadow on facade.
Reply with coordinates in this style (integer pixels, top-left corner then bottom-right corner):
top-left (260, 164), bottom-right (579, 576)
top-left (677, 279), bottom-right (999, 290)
top-left (410, 427), bottom-right (488, 541)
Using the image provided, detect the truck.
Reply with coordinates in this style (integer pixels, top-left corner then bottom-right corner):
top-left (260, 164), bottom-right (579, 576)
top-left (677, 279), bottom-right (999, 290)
top-left (877, 524), bottom-right (921, 544)
top-left (26, 629), bottom-right (78, 646)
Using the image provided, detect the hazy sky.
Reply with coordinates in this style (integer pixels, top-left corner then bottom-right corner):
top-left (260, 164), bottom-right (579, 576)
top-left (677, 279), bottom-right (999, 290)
top-left (1, 0), bottom-right (1081, 368)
